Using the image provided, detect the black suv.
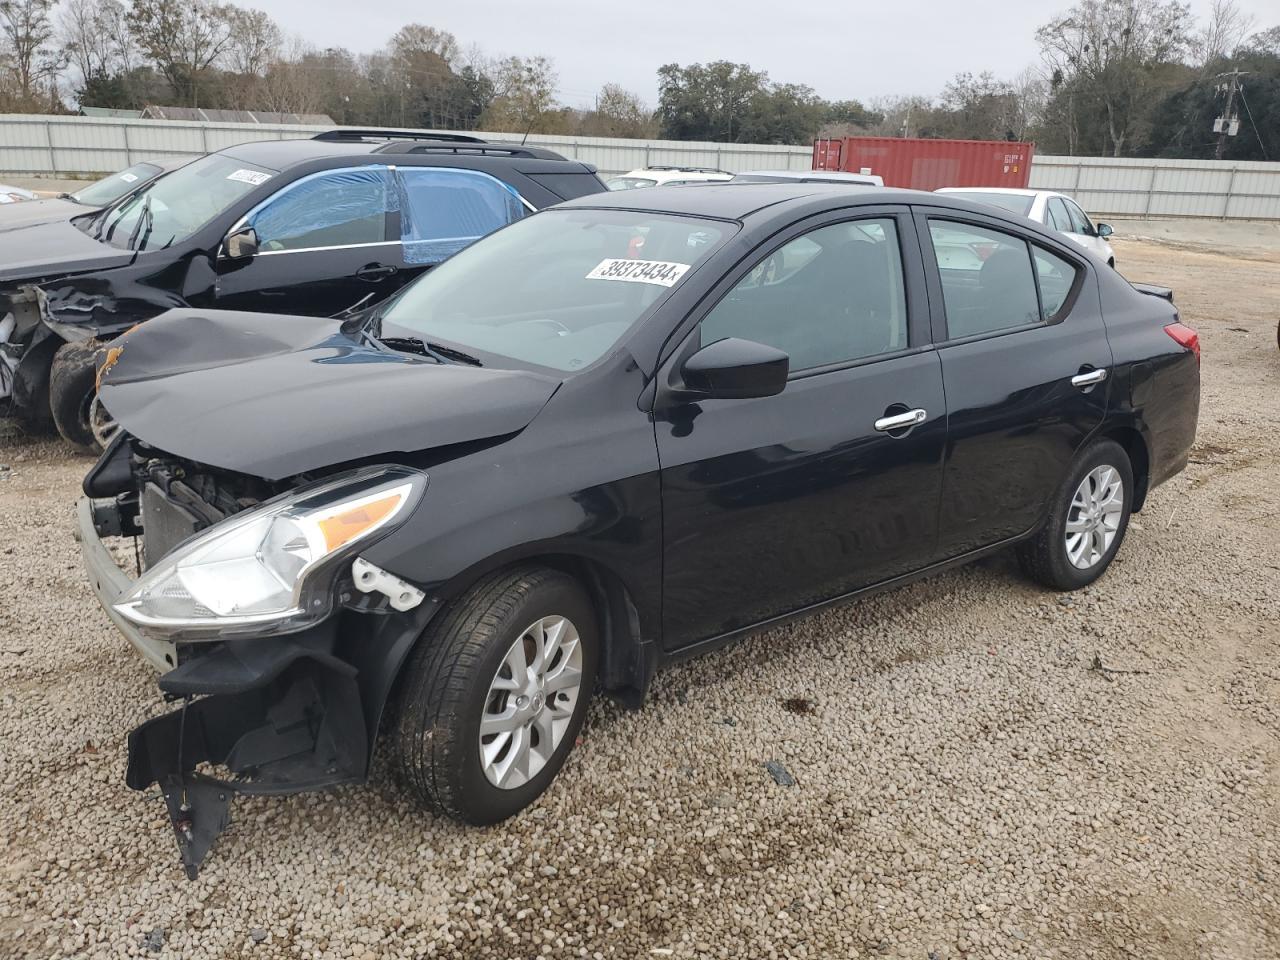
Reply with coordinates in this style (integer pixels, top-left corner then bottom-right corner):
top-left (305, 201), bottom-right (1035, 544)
top-left (0, 130), bottom-right (605, 447)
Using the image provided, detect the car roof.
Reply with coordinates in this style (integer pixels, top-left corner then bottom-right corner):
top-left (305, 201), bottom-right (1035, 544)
top-left (558, 181), bottom-right (932, 220)
top-left (937, 187), bottom-right (1040, 197)
top-left (735, 170), bottom-right (878, 182)
top-left (216, 132), bottom-right (574, 172)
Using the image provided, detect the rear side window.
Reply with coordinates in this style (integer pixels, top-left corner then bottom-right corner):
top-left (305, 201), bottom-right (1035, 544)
top-left (701, 218), bottom-right (908, 372)
top-left (928, 220), bottom-right (1041, 338)
top-left (1046, 198), bottom-right (1071, 232)
top-left (396, 168), bottom-right (526, 265)
top-left (250, 167), bottom-right (391, 252)
top-left (1032, 246), bottom-right (1078, 320)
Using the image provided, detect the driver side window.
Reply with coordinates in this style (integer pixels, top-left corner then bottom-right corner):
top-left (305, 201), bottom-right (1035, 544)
top-left (699, 218), bottom-right (908, 373)
top-left (249, 167), bottom-right (391, 252)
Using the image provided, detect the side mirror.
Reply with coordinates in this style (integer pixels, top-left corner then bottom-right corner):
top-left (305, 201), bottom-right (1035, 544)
top-left (1096, 222), bottom-right (1113, 239)
top-left (680, 337), bottom-right (789, 400)
top-left (222, 225), bottom-right (259, 259)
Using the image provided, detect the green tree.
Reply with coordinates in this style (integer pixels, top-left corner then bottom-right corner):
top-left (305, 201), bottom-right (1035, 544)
top-left (657, 61), bottom-right (768, 141)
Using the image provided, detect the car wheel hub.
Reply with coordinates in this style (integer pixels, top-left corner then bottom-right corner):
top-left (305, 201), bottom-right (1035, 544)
top-left (1064, 464), bottom-right (1124, 570)
top-left (479, 614), bottom-right (583, 790)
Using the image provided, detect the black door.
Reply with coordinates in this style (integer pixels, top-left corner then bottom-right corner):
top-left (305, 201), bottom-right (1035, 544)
top-left (215, 166), bottom-right (406, 316)
top-left (655, 211), bottom-right (947, 650)
top-left (916, 209), bottom-right (1112, 558)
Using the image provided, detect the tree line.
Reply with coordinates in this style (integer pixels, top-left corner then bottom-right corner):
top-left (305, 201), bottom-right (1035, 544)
top-left (0, 0), bottom-right (1275, 162)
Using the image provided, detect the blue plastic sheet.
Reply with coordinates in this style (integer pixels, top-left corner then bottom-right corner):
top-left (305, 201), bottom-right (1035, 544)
top-left (249, 167), bottom-right (394, 251)
top-left (396, 168), bottom-right (525, 265)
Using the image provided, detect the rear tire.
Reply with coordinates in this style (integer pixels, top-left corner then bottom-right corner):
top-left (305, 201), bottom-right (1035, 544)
top-left (49, 338), bottom-right (105, 451)
top-left (393, 566), bottom-right (597, 825)
top-left (1017, 439), bottom-right (1133, 591)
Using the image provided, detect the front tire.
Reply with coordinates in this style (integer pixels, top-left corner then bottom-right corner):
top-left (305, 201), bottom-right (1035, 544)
top-left (49, 338), bottom-right (105, 451)
top-left (1017, 439), bottom-right (1133, 590)
top-left (393, 566), bottom-right (597, 825)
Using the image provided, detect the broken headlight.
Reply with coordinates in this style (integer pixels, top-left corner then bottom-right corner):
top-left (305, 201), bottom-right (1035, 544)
top-left (115, 467), bottom-right (426, 640)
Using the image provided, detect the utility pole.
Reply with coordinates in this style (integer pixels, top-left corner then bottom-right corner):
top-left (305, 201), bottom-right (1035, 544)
top-left (1213, 69), bottom-right (1248, 161)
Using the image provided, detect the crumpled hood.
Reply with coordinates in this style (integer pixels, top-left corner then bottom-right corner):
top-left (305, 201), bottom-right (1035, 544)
top-left (0, 196), bottom-right (83, 232)
top-left (0, 216), bottom-right (135, 283)
top-left (98, 309), bottom-right (563, 480)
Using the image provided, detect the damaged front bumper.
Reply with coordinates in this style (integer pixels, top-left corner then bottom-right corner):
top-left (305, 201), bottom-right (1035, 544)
top-left (77, 494), bottom-right (436, 879)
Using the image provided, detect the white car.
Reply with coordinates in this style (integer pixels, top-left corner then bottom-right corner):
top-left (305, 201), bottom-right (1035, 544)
top-left (607, 166), bottom-right (734, 190)
top-left (936, 188), bottom-right (1116, 267)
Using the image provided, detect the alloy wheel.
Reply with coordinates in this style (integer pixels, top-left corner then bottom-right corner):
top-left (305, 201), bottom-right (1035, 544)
top-left (479, 615), bottom-right (584, 789)
top-left (1064, 464), bottom-right (1124, 569)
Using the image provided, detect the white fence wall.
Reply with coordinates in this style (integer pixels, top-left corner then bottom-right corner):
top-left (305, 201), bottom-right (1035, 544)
top-left (1029, 154), bottom-right (1280, 221)
top-left (3, 114), bottom-right (1278, 220)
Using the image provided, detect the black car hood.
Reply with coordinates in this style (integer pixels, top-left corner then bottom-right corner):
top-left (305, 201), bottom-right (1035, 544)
top-left (98, 309), bottom-right (563, 480)
top-left (0, 196), bottom-right (84, 232)
top-left (0, 217), bottom-right (134, 283)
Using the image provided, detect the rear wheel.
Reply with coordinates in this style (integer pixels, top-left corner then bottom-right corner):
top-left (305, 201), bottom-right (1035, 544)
top-left (49, 338), bottom-right (106, 451)
top-left (1017, 439), bottom-right (1133, 590)
top-left (393, 566), bottom-right (596, 824)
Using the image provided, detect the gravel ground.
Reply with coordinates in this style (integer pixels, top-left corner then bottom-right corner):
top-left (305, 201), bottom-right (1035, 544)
top-left (2, 236), bottom-right (1279, 960)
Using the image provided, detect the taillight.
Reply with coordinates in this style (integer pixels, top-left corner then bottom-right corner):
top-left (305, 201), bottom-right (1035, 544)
top-left (1164, 322), bottom-right (1200, 366)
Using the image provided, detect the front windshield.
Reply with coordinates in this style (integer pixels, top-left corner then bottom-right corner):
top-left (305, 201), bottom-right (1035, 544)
top-left (947, 191), bottom-right (1035, 217)
top-left (607, 177), bottom-right (657, 190)
top-left (92, 154), bottom-right (276, 251)
top-left (72, 162), bottom-right (163, 207)
top-left (380, 208), bottom-right (731, 372)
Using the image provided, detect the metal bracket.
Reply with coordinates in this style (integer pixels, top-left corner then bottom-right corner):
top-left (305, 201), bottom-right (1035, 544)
top-left (351, 557), bottom-right (425, 612)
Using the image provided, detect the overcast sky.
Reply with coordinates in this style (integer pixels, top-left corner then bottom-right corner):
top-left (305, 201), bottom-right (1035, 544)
top-left (249, 0), bottom-right (1278, 109)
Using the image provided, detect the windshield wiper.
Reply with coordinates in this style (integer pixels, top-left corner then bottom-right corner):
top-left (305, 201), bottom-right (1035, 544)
top-left (424, 342), bottom-right (483, 366)
top-left (377, 336), bottom-right (483, 367)
top-left (128, 195), bottom-right (154, 251)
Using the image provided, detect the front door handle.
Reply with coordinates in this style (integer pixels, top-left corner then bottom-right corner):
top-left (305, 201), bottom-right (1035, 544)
top-left (356, 263), bottom-right (397, 281)
top-left (874, 408), bottom-right (928, 433)
top-left (1071, 368), bottom-right (1108, 389)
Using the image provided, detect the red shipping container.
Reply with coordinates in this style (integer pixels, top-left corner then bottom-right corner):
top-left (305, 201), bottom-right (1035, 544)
top-left (812, 136), bottom-right (1034, 191)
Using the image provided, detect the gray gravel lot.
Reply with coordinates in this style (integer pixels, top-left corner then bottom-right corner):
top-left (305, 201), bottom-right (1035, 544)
top-left (1, 235), bottom-right (1279, 959)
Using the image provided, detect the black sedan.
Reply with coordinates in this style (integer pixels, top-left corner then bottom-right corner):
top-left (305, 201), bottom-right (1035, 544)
top-left (79, 183), bottom-right (1200, 877)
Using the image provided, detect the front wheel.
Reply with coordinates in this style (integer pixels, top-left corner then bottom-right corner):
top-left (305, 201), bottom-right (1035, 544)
top-left (393, 566), bottom-right (597, 825)
top-left (1017, 439), bottom-right (1133, 590)
top-left (49, 338), bottom-right (106, 451)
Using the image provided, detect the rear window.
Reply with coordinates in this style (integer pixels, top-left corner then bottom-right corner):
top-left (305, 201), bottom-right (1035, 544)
top-left (527, 172), bottom-right (605, 200)
top-left (947, 192), bottom-right (1034, 217)
top-left (608, 177), bottom-right (657, 190)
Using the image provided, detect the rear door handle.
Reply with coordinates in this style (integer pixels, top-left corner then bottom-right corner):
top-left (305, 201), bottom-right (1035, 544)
top-left (356, 263), bottom-right (397, 281)
top-left (874, 408), bottom-right (928, 433)
top-left (1071, 368), bottom-right (1108, 388)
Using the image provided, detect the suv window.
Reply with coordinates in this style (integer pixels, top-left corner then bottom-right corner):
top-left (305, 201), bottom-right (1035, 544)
top-left (250, 167), bottom-right (391, 252)
top-left (700, 218), bottom-right (908, 372)
top-left (397, 167), bottom-right (527, 265)
top-left (928, 220), bottom-right (1041, 337)
top-left (1063, 199), bottom-right (1095, 236)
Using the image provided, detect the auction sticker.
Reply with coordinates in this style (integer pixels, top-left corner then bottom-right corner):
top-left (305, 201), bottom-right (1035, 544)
top-left (119, 173), bottom-right (138, 183)
top-left (227, 169), bottom-right (272, 186)
top-left (586, 258), bottom-right (689, 287)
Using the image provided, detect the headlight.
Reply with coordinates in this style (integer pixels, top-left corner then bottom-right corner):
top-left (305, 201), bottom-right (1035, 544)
top-left (115, 467), bottom-right (426, 640)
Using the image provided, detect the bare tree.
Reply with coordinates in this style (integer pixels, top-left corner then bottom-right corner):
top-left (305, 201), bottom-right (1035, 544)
top-left (0, 0), bottom-right (64, 101)
top-left (481, 55), bottom-right (558, 133)
top-left (257, 34), bottom-right (322, 115)
top-left (1037, 0), bottom-right (1194, 156)
top-left (579, 83), bottom-right (655, 137)
top-left (1194, 0), bottom-right (1255, 65)
top-left (58, 0), bottom-right (134, 90)
top-left (222, 6), bottom-right (280, 77)
top-left (129, 0), bottom-right (233, 106)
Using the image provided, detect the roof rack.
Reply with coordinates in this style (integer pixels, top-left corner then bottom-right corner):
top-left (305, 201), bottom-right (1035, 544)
top-left (646, 165), bottom-right (731, 174)
top-left (313, 129), bottom-right (487, 144)
top-left (375, 141), bottom-right (569, 161)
